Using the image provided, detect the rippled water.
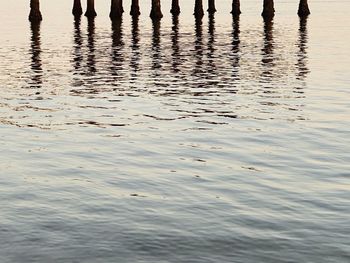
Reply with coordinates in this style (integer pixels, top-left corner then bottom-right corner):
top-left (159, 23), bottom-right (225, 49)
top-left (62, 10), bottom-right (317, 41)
top-left (1, 0), bottom-right (349, 262)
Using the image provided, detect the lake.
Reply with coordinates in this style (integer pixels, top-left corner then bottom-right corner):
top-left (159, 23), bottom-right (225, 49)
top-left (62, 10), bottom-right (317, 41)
top-left (0, 0), bottom-right (349, 262)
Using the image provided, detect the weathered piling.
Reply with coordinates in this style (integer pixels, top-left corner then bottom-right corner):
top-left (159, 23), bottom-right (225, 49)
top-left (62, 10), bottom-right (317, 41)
top-left (298, 0), bottom-right (310, 17)
top-left (231, 0), bottom-right (241, 16)
top-left (150, 0), bottom-right (163, 20)
top-left (29, 0), bottom-right (42, 22)
top-left (72, 0), bottom-right (83, 17)
top-left (85, 0), bottom-right (97, 18)
top-left (208, 0), bottom-right (216, 14)
top-left (170, 0), bottom-right (181, 16)
top-left (130, 0), bottom-right (140, 16)
top-left (110, 0), bottom-right (123, 19)
top-left (194, 0), bottom-right (204, 18)
top-left (262, 0), bottom-right (275, 19)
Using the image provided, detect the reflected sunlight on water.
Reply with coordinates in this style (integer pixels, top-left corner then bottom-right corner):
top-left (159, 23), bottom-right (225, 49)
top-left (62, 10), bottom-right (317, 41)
top-left (0, 1), bottom-right (349, 262)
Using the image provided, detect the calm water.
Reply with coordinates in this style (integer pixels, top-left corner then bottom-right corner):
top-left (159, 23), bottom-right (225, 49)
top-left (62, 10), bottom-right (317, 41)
top-left (0, 0), bottom-right (349, 262)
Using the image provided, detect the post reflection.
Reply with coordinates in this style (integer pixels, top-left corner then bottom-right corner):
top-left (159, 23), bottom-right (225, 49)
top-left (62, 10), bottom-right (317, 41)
top-left (72, 17), bottom-right (83, 74)
top-left (296, 17), bottom-right (309, 80)
top-left (193, 17), bottom-right (203, 76)
top-left (231, 16), bottom-right (240, 81)
top-left (151, 19), bottom-right (161, 71)
top-left (207, 14), bottom-right (217, 80)
top-left (86, 17), bottom-right (96, 75)
top-left (29, 21), bottom-right (42, 89)
top-left (261, 18), bottom-right (274, 81)
top-left (110, 18), bottom-right (124, 82)
top-left (171, 15), bottom-right (180, 73)
top-left (130, 16), bottom-right (140, 77)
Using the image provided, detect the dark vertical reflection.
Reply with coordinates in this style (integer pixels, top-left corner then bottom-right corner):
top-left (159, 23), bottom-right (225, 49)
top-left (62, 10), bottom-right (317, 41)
top-left (130, 16), bottom-right (140, 80)
top-left (171, 15), bottom-right (180, 73)
top-left (86, 18), bottom-right (96, 75)
top-left (110, 18), bottom-right (124, 83)
top-left (261, 18), bottom-right (274, 82)
top-left (207, 14), bottom-right (217, 83)
top-left (193, 17), bottom-right (203, 76)
top-left (296, 17), bottom-right (309, 80)
top-left (151, 19), bottom-right (161, 71)
top-left (29, 21), bottom-right (42, 89)
top-left (72, 17), bottom-right (83, 75)
top-left (231, 16), bottom-right (240, 81)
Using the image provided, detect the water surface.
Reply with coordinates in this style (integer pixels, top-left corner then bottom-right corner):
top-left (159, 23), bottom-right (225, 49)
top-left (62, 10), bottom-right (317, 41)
top-left (0, 1), bottom-right (349, 262)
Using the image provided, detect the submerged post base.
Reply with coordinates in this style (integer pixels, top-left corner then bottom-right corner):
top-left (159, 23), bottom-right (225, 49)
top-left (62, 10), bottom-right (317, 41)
top-left (208, 0), bottom-right (217, 14)
top-left (194, 0), bottom-right (204, 18)
top-left (170, 0), bottom-right (181, 16)
top-left (262, 0), bottom-right (275, 19)
top-left (72, 0), bottom-right (83, 17)
top-left (150, 0), bottom-right (163, 20)
top-left (29, 10), bottom-right (42, 22)
top-left (130, 0), bottom-right (141, 17)
top-left (231, 0), bottom-right (241, 17)
top-left (298, 0), bottom-right (310, 17)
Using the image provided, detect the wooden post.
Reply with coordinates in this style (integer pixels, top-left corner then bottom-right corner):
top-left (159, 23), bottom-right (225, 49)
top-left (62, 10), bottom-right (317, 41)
top-left (262, 0), bottom-right (275, 19)
top-left (298, 0), bottom-right (310, 17)
top-left (110, 0), bottom-right (123, 19)
top-left (150, 0), bottom-right (163, 20)
top-left (171, 0), bottom-right (180, 16)
top-left (85, 0), bottom-right (97, 18)
top-left (208, 0), bottom-right (216, 14)
top-left (130, 0), bottom-right (140, 16)
top-left (73, 0), bottom-right (83, 17)
top-left (29, 0), bottom-right (42, 22)
top-left (194, 0), bottom-right (204, 18)
top-left (231, 0), bottom-right (241, 16)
